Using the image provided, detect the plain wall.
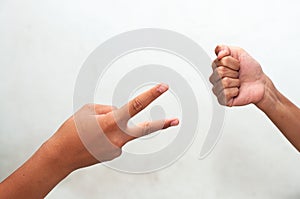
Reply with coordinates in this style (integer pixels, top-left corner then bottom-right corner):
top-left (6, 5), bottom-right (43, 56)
top-left (1, 0), bottom-right (300, 198)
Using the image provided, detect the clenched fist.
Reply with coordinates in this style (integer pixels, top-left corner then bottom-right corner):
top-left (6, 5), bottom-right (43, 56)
top-left (210, 45), bottom-right (300, 153)
top-left (210, 45), bottom-right (268, 107)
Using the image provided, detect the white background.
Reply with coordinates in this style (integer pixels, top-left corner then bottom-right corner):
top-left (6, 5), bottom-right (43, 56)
top-left (1, 0), bottom-right (300, 198)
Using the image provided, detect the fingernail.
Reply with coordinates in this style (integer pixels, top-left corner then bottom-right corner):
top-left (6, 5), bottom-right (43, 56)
top-left (170, 119), bottom-right (179, 126)
top-left (157, 83), bottom-right (169, 93)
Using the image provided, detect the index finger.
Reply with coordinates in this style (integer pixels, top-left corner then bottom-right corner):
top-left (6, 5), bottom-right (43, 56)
top-left (116, 83), bottom-right (169, 121)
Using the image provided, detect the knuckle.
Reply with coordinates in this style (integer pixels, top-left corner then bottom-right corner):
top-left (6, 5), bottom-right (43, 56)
top-left (222, 77), bottom-right (231, 87)
top-left (216, 67), bottom-right (226, 77)
top-left (212, 60), bottom-right (218, 69)
top-left (220, 56), bottom-right (229, 66)
top-left (142, 122), bottom-right (152, 136)
top-left (209, 75), bottom-right (214, 83)
top-left (133, 97), bottom-right (144, 112)
top-left (212, 87), bottom-right (218, 96)
top-left (151, 87), bottom-right (159, 96)
top-left (109, 134), bottom-right (125, 148)
top-left (114, 138), bottom-right (125, 148)
top-left (217, 96), bottom-right (226, 106)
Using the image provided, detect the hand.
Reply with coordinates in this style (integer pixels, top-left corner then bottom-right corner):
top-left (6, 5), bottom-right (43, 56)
top-left (46, 83), bottom-right (179, 171)
top-left (209, 45), bottom-right (300, 152)
top-left (0, 83), bottom-right (179, 199)
top-left (210, 45), bottom-right (267, 107)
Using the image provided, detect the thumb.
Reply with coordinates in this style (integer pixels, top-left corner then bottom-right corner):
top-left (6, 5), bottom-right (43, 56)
top-left (215, 45), bottom-right (231, 60)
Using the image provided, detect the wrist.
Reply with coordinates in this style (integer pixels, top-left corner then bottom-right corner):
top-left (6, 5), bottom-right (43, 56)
top-left (255, 75), bottom-right (280, 112)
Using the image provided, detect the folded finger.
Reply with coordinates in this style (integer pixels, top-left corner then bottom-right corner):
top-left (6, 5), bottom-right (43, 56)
top-left (212, 78), bottom-right (240, 96)
top-left (217, 87), bottom-right (239, 106)
top-left (215, 56), bottom-right (240, 71)
top-left (209, 67), bottom-right (239, 84)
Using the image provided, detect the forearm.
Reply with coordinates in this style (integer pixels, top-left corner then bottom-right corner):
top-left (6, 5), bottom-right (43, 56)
top-left (256, 75), bottom-right (300, 151)
top-left (0, 141), bottom-right (72, 199)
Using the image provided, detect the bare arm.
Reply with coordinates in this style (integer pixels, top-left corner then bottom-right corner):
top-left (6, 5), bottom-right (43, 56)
top-left (256, 76), bottom-right (300, 150)
top-left (0, 83), bottom-right (179, 198)
top-left (210, 45), bottom-right (300, 151)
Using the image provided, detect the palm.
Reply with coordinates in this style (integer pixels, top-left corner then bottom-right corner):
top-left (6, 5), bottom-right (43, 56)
top-left (231, 48), bottom-right (265, 106)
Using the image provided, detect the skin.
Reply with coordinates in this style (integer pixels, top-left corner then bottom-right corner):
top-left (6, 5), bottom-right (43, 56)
top-left (0, 83), bottom-right (179, 199)
top-left (210, 45), bottom-right (300, 152)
